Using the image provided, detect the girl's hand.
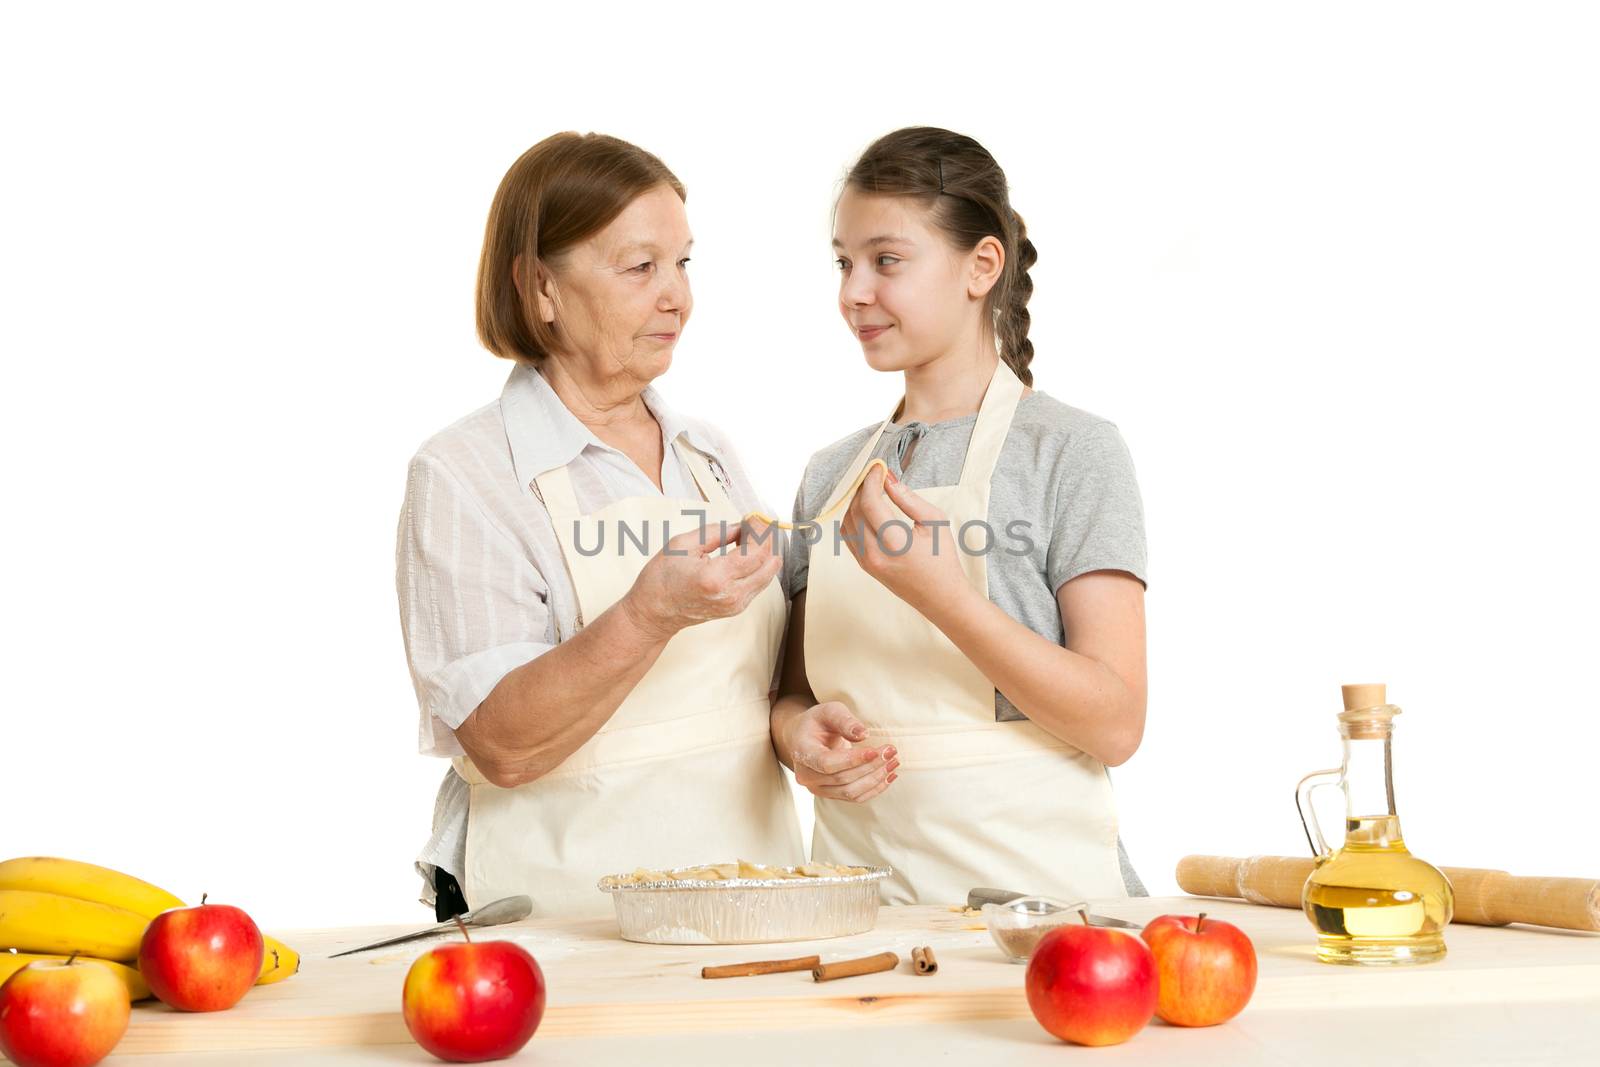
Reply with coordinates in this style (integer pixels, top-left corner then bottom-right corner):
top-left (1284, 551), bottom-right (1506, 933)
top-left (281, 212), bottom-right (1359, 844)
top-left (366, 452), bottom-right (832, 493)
top-left (787, 701), bottom-right (898, 803)
top-left (840, 464), bottom-right (970, 614)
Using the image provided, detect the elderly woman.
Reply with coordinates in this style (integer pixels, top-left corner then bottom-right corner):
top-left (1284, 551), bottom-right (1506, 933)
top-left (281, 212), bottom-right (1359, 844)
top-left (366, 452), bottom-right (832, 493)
top-left (397, 133), bottom-right (801, 919)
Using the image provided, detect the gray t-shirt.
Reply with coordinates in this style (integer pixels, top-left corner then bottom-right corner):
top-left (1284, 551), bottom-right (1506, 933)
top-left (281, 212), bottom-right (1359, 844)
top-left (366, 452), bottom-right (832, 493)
top-left (787, 388), bottom-right (1149, 894)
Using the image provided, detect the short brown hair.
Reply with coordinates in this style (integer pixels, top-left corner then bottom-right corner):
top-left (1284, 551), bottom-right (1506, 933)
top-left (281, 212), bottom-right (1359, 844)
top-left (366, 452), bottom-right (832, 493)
top-left (843, 128), bottom-right (1037, 386)
top-left (475, 133), bottom-right (685, 365)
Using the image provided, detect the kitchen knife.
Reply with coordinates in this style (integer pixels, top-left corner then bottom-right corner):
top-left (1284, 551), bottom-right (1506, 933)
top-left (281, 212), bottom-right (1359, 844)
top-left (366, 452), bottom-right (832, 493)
top-left (328, 894), bottom-right (534, 958)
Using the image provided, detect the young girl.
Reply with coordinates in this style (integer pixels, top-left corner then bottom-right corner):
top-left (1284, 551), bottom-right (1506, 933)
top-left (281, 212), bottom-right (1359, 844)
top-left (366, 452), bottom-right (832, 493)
top-left (771, 127), bottom-right (1149, 905)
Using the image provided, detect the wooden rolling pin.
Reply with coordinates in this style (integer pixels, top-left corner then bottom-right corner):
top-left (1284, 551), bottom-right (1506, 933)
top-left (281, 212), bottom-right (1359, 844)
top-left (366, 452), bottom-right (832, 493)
top-left (1177, 855), bottom-right (1600, 932)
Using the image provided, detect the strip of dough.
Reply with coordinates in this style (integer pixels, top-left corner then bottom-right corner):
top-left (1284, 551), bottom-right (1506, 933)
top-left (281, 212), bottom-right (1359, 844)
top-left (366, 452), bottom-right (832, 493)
top-left (743, 458), bottom-right (890, 531)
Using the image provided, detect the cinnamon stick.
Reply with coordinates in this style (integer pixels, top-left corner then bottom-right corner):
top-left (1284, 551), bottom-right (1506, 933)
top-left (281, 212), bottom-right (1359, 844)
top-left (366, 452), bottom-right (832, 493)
top-left (701, 955), bottom-right (821, 979)
top-left (911, 946), bottom-right (938, 975)
top-left (813, 951), bottom-right (899, 982)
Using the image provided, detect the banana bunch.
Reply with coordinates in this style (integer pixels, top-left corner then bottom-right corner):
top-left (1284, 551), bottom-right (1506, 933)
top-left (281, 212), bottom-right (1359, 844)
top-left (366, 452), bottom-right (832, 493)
top-left (0, 856), bottom-right (299, 986)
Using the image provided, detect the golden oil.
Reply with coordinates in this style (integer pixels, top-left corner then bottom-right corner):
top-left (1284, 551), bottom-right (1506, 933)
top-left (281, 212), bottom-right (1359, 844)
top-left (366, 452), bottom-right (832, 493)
top-left (1303, 815), bottom-right (1453, 964)
top-left (1295, 685), bottom-right (1454, 966)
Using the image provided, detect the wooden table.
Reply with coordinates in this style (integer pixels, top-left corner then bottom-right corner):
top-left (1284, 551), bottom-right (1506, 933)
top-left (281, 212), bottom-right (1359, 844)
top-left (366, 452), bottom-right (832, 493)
top-left (82, 896), bottom-right (1600, 1065)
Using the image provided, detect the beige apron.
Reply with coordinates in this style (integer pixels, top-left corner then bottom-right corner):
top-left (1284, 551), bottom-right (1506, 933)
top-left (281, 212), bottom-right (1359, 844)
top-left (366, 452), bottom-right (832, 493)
top-left (804, 360), bottom-right (1127, 905)
top-left (453, 438), bottom-right (803, 917)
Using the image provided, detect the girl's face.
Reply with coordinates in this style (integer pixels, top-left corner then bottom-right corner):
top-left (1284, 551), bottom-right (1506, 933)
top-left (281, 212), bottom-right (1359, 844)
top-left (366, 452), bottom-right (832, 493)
top-left (832, 187), bottom-right (991, 373)
top-left (536, 183), bottom-right (693, 389)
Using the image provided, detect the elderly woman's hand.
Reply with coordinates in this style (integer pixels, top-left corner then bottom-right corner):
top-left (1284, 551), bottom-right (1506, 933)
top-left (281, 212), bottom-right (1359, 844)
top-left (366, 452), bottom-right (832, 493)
top-left (621, 517), bottom-right (783, 640)
top-left (786, 701), bottom-right (899, 803)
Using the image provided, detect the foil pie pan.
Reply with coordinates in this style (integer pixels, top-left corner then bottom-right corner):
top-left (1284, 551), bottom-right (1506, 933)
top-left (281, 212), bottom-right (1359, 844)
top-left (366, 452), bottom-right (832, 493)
top-left (598, 864), bottom-right (891, 944)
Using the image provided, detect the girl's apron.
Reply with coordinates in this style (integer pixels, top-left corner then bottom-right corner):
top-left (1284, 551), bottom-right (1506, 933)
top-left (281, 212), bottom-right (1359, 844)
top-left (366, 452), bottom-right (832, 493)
top-left (804, 360), bottom-right (1126, 905)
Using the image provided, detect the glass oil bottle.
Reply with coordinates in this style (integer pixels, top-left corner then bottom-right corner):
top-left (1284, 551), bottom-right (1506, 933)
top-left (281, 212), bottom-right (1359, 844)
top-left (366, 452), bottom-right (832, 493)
top-left (1295, 683), bottom-right (1453, 965)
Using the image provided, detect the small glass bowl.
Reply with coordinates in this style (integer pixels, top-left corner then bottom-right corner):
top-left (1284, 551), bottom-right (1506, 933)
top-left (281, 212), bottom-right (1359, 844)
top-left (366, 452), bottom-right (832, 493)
top-left (982, 896), bottom-right (1082, 963)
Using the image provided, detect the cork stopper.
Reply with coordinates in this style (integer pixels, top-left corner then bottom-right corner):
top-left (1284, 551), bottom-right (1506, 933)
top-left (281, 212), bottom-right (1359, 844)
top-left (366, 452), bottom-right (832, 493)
top-left (1338, 682), bottom-right (1400, 740)
top-left (1341, 683), bottom-right (1386, 711)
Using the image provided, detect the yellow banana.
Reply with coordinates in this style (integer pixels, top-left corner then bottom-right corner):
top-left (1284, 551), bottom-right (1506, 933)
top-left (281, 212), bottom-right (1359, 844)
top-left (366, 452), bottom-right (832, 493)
top-left (256, 935), bottom-right (301, 985)
top-left (0, 952), bottom-right (152, 1001)
top-left (0, 857), bottom-right (185, 919)
top-left (0, 891), bottom-right (147, 961)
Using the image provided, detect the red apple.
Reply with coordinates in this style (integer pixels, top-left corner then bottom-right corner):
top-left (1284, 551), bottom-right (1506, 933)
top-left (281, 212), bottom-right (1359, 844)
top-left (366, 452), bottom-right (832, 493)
top-left (1141, 912), bottom-right (1258, 1026)
top-left (138, 896), bottom-right (264, 1012)
top-left (402, 935), bottom-right (545, 1063)
top-left (1025, 915), bottom-right (1158, 1047)
top-left (0, 957), bottom-right (130, 1067)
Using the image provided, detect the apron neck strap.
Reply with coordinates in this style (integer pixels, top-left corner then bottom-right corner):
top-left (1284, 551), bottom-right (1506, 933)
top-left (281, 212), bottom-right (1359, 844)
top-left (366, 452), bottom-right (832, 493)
top-left (532, 463), bottom-right (582, 531)
top-left (818, 417), bottom-right (895, 516)
top-left (530, 464), bottom-right (582, 645)
top-left (672, 436), bottom-right (733, 510)
top-left (956, 358), bottom-right (1025, 489)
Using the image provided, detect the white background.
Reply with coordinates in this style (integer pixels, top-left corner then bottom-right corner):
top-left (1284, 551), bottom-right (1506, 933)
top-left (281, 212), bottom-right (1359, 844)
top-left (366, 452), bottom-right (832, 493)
top-left (4, 2), bottom-right (1596, 930)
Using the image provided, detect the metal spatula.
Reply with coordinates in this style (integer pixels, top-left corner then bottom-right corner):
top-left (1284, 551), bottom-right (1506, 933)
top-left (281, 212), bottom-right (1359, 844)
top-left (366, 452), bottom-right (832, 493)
top-left (328, 895), bottom-right (534, 958)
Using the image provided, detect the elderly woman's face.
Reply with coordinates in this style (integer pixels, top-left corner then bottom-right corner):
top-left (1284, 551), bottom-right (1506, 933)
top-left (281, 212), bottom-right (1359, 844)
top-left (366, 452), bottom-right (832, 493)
top-left (543, 184), bottom-right (693, 386)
